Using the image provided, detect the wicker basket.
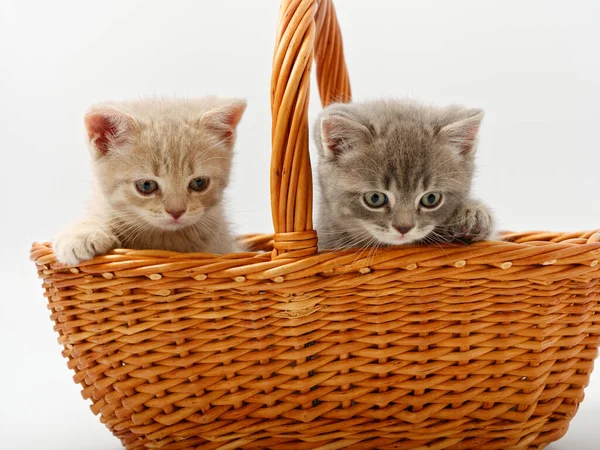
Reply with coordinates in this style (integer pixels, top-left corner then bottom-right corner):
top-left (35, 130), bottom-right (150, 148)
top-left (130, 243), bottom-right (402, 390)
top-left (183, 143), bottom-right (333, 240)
top-left (31, 1), bottom-right (600, 449)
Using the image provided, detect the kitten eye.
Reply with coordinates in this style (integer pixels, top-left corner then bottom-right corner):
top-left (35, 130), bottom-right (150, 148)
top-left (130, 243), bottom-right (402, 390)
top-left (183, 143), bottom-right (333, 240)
top-left (135, 180), bottom-right (159, 195)
top-left (364, 191), bottom-right (388, 208)
top-left (189, 177), bottom-right (209, 192)
top-left (420, 192), bottom-right (442, 208)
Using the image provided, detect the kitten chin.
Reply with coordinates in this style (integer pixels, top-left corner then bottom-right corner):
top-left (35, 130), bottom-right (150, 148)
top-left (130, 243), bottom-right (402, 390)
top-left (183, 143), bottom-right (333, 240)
top-left (53, 96), bottom-right (246, 265)
top-left (314, 99), bottom-right (495, 250)
top-left (362, 223), bottom-right (435, 246)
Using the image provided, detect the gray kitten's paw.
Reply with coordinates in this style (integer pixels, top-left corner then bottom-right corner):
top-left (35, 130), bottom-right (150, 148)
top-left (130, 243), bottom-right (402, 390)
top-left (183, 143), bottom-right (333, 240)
top-left (53, 229), bottom-right (120, 266)
top-left (454, 201), bottom-right (494, 242)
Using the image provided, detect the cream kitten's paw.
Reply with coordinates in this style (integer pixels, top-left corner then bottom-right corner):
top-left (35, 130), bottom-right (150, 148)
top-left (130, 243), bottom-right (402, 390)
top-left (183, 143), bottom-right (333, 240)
top-left (452, 200), bottom-right (495, 243)
top-left (53, 227), bottom-right (120, 265)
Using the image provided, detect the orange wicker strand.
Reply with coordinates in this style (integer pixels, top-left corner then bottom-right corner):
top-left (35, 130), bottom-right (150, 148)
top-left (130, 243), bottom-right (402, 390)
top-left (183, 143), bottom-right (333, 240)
top-left (270, 0), bottom-right (317, 240)
top-left (314, 0), bottom-right (351, 106)
top-left (270, 0), bottom-right (351, 257)
top-left (30, 1), bottom-right (600, 449)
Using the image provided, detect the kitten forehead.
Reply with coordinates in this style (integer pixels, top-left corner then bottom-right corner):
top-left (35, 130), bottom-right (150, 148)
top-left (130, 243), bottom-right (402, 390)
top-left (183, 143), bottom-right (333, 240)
top-left (92, 97), bottom-right (243, 176)
top-left (100, 96), bottom-right (242, 121)
top-left (319, 99), bottom-right (482, 139)
top-left (319, 99), bottom-right (479, 190)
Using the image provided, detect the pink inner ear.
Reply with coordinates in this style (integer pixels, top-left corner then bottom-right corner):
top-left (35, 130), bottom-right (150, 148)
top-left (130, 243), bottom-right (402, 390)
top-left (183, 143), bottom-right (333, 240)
top-left (440, 112), bottom-right (483, 156)
top-left (85, 113), bottom-right (119, 156)
top-left (203, 102), bottom-right (246, 143)
top-left (321, 119), bottom-right (345, 155)
top-left (223, 104), bottom-right (246, 129)
top-left (217, 127), bottom-right (234, 142)
top-left (461, 124), bottom-right (480, 154)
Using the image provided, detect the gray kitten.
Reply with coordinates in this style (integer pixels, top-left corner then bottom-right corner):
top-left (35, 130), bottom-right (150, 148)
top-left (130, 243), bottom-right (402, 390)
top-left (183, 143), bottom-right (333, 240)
top-left (314, 99), bottom-right (495, 250)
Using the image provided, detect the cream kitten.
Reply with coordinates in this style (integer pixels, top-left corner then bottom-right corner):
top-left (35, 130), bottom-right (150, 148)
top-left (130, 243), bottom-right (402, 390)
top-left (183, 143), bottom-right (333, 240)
top-left (315, 99), bottom-right (495, 249)
top-left (53, 97), bottom-right (246, 265)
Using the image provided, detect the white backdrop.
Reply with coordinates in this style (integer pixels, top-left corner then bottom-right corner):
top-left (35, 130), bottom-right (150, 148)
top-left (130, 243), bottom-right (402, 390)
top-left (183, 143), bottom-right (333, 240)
top-left (1, 1), bottom-right (599, 449)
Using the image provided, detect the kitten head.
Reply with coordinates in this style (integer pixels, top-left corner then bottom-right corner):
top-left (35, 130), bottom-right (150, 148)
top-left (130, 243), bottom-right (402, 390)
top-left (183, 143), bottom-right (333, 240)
top-left (315, 100), bottom-right (483, 246)
top-left (84, 97), bottom-right (246, 231)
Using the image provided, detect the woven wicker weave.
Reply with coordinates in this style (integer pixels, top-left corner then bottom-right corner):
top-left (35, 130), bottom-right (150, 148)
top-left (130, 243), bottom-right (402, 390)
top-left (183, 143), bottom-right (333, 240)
top-left (31, 1), bottom-right (600, 449)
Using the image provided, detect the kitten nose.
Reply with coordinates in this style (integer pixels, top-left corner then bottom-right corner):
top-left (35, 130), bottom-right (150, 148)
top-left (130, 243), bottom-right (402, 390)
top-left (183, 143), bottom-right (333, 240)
top-left (166, 208), bottom-right (186, 219)
top-left (394, 224), bottom-right (415, 235)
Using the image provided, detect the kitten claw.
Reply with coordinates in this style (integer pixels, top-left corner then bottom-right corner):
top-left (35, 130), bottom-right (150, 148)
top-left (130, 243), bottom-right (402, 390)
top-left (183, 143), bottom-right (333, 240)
top-left (454, 201), bottom-right (494, 243)
top-left (53, 229), bottom-right (120, 265)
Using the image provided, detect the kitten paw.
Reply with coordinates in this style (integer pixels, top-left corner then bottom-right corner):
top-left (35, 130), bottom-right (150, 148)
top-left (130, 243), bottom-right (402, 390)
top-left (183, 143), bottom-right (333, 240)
top-left (455, 201), bottom-right (494, 243)
top-left (53, 229), bottom-right (120, 266)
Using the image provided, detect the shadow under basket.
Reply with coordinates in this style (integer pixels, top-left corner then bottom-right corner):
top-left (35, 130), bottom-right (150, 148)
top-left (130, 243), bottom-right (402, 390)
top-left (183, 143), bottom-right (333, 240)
top-left (31, 1), bottom-right (600, 449)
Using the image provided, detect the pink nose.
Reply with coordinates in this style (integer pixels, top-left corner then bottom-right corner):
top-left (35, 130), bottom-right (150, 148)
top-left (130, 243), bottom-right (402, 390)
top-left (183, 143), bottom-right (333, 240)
top-left (166, 208), bottom-right (185, 220)
top-left (394, 224), bottom-right (414, 235)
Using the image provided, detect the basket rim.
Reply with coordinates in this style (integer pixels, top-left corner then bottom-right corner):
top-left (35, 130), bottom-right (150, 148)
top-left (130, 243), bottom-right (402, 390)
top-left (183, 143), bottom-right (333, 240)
top-left (31, 229), bottom-right (600, 282)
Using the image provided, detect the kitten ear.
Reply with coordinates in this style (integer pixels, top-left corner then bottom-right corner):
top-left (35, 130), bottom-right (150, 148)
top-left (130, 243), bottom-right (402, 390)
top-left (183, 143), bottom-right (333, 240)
top-left (319, 114), bottom-right (371, 158)
top-left (438, 109), bottom-right (484, 155)
top-left (200, 99), bottom-right (247, 145)
top-left (84, 106), bottom-right (139, 157)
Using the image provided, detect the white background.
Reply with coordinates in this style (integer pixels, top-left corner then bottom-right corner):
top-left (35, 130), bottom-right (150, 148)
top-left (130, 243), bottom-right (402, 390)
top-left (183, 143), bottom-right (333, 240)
top-left (1, 0), bottom-right (599, 448)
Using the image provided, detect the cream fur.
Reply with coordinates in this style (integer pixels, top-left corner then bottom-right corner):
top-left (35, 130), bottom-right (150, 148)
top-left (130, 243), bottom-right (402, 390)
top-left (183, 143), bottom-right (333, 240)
top-left (53, 97), bottom-right (246, 265)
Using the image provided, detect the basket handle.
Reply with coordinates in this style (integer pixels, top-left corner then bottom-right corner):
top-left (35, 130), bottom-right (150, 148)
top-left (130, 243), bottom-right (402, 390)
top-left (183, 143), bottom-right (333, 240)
top-left (270, 0), bottom-right (351, 257)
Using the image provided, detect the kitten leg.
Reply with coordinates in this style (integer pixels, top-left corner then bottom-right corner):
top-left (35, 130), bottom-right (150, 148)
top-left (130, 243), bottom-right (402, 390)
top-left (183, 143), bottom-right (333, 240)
top-left (53, 218), bottom-right (120, 265)
top-left (441, 199), bottom-right (495, 243)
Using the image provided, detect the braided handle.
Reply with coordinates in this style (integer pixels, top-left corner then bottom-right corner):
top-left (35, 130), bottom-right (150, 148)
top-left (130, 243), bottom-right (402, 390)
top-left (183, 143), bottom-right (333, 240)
top-left (270, 0), bottom-right (351, 257)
